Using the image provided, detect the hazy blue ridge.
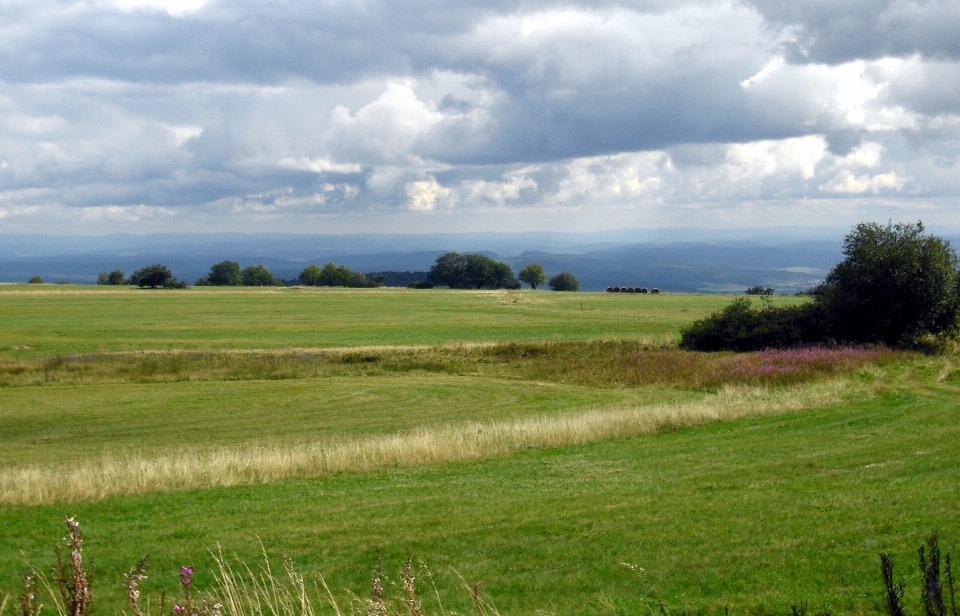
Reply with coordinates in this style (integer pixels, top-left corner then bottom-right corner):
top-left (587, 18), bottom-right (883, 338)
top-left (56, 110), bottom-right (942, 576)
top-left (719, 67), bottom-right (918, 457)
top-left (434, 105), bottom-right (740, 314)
top-left (0, 230), bottom-right (863, 292)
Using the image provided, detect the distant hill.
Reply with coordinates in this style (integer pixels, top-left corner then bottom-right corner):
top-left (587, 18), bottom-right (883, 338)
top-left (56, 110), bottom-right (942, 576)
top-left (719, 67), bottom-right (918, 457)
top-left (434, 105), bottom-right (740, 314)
top-left (0, 229), bottom-right (887, 293)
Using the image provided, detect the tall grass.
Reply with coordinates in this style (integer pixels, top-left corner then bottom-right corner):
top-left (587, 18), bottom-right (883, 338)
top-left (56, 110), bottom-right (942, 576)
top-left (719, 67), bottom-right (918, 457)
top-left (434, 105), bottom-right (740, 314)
top-left (15, 519), bottom-right (958, 616)
top-left (0, 379), bottom-right (862, 505)
top-left (17, 519), bottom-right (497, 616)
top-left (0, 342), bottom-right (898, 389)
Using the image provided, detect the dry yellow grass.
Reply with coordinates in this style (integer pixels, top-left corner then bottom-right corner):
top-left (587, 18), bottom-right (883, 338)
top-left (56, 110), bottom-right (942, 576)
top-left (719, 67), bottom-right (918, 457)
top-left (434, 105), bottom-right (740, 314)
top-left (0, 380), bottom-right (866, 506)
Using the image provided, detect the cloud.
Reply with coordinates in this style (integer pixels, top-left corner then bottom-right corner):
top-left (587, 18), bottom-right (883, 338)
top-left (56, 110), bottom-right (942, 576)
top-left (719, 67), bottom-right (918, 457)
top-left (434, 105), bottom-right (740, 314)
top-left (748, 0), bottom-right (960, 63)
top-left (406, 176), bottom-right (452, 211)
top-left (111, 0), bottom-right (209, 17)
top-left (276, 157), bottom-right (362, 175)
top-left (820, 171), bottom-right (905, 194)
top-left (0, 0), bottom-right (959, 233)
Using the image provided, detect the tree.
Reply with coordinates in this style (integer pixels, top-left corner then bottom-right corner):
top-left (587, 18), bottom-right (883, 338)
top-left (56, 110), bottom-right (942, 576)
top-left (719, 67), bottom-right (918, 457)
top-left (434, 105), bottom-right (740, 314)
top-left (208, 261), bottom-right (242, 286)
top-left (490, 261), bottom-right (520, 289)
top-left (549, 272), bottom-right (579, 291)
top-left (28, 275), bottom-right (44, 284)
top-left (428, 252), bottom-right (518, 289)
top-left (299, 262), bottom-right (382, 288)
top-left (819, 221), bottom-right (960, 345)
top-left (320, 262), bottom-right (354, 287)
top-left (465, 254), bottom-right (496, 289)
top-left (242, 264), bottom-right (283, 287)
top-left (745, 285), bottom-right (774, 296)
top-left (518, 264), bottom-right (546, 289)
top-left (298, 264), bottom-right (323, 286)
top-left (681, 221), bottom-right (960, 350)
top-left (129, 264), bottom-right (177, 289)
top-left (97, 270), bottom-right (126, 285)
top-left (427, 252), bottom-right (468, 288)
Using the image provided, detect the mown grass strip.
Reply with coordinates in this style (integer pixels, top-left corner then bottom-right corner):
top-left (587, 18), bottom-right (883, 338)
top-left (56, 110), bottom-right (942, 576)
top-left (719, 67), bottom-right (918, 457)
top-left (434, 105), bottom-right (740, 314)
top-left (0, 379), bottom-right (862, 505)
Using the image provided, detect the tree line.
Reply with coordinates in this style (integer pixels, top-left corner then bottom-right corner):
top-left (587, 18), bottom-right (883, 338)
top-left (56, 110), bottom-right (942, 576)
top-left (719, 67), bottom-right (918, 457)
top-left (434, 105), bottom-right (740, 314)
top-left (94, 261), bottom-right (385, 288)
top-left (424, 253), bottom-right (578, 291)
top-left (91, 255), bottom-right (580, 291)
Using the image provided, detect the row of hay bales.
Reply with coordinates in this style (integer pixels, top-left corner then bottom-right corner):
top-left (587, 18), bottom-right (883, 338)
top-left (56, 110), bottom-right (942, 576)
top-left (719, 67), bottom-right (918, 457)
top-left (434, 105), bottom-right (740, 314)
top-left (607, 286), bottom-right (660, 294)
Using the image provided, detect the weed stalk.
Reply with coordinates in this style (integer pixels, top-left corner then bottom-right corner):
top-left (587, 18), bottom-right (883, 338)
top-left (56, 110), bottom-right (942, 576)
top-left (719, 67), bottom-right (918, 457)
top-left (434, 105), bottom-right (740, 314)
top-left (53, 518), bottom-right (91, 616)
top-left (920, 533), bottom-right (946, 616)
top-left (881, 553), bottom-right (907, 616)
top-left (124, 557), bottom-right (148, 616)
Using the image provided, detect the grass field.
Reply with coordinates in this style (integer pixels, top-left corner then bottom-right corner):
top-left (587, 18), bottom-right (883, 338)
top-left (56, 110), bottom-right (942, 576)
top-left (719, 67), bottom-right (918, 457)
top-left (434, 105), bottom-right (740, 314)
top-left (0, 286), bottom-right (957, 615)
top-left (0, 285), bottom-right (801, 359)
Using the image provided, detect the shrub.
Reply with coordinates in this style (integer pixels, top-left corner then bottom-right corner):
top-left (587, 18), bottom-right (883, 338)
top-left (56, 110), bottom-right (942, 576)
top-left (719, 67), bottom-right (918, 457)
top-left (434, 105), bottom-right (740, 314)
top-left (27, 275), bottom-right (44, 284)
top-left (97, 270), bottom-right (126, 285)
top-left (746, 285), bottom-right (774, 296)
top-left (548, 272), bottom-right (579, 291)
top-left (407, 280), bottom-right (433, 289)
top-left (681, 298), bottom-right (825, 352)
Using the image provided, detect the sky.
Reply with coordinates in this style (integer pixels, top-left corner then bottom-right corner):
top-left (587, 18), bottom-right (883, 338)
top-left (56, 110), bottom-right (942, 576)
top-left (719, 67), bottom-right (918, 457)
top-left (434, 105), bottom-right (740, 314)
top-left (0, 0), bottom-right (959, 235)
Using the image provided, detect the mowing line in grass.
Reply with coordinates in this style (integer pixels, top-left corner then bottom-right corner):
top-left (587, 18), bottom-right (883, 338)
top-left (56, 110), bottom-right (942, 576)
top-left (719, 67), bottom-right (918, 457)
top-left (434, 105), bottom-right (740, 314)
top-left (0, 379), bottom-right (864, 505)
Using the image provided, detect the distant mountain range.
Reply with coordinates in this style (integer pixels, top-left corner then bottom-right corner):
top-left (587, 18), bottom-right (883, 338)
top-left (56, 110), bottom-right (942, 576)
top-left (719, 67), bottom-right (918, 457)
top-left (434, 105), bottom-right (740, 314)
top-left (0, 228), bottom-right (943, 293)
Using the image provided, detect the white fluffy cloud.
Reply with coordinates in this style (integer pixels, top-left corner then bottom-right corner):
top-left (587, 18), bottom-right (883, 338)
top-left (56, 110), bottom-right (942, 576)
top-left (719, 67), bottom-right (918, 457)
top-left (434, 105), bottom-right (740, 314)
top-left (0, 0), bottom-right (958, 233)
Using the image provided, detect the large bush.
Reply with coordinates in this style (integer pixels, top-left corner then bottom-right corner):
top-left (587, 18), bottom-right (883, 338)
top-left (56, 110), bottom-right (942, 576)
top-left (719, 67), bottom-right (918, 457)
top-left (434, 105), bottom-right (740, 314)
top-left (682, 221), bottom-right (960, 350)
top-left (819, 221), bottom-right (960, 345)
top-left (680, 299), bottom-right (825, 352)
top-left (549, 272), bottom-right (579, 292)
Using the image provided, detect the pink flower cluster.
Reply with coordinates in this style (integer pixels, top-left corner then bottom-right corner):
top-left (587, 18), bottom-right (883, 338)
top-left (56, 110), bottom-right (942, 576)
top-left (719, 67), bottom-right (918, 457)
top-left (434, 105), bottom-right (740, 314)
top-left (711, 347), bottom-right (885, 383)
top-left (174, 565), bottom-right (197, 616)
top-left (180, 566), bottom-right (194, 587)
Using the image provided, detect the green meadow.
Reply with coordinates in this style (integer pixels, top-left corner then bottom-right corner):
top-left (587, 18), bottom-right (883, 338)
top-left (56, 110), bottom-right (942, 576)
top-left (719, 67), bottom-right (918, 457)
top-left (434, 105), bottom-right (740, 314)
top-left (0, 285), bottom-right (957, 615)
top-left (0, 285), bottom-right (782, 359)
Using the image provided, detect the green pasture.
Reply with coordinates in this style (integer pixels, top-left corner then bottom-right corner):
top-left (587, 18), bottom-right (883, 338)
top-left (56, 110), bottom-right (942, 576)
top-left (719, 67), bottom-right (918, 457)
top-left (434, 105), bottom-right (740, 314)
top-left (0, 285), bottom-right (802, 360)
top-left (1, 388), bottom-right (958, 615)
top-left (0, 374), bottom-right (694, 469)
top-left (0, 286), bottom-right (956, 615)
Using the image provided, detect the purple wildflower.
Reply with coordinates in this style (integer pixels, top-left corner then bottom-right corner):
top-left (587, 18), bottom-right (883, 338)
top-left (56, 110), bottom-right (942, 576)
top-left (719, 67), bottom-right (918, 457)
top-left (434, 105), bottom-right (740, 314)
top-left (179, 566), bottom-right (194, 587)
top-left (173, 606), bottom-right (184, 614)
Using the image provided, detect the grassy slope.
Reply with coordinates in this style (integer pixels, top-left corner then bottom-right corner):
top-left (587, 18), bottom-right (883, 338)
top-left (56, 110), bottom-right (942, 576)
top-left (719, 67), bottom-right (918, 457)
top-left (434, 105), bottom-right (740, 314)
top-left (0, 286), bottom-right (800, 359)
top-left (0, 287), bottom-right (956, 614)
top-left (1, 388), bottom-right (957, 615)
top-left (0, 374), bottom-right (692, 468)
